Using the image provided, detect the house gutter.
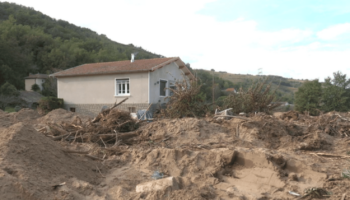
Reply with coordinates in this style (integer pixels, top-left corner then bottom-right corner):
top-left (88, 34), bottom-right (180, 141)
top-left (50, 69), bottom-right (152, 78)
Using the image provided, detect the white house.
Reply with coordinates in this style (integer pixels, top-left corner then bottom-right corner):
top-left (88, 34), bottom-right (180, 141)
top-left (50, 57), bottom-right (194, 116)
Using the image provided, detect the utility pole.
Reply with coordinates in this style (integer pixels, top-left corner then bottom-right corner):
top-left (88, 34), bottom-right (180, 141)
top-left (211, 69), bottom-right (215, 104)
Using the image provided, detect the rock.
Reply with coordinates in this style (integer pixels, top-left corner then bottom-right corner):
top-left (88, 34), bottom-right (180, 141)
top-left (136, 177), bottom-right (179, 193)
top-left (226, 186), bottom-right (237, 193)
top-left (288, 173), bottom-right (298, 181)
top-left (206, 177), bottom-right (219, 185)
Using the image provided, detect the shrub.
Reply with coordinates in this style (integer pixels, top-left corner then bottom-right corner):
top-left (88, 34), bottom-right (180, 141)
top-left (223, 78), bottom-right (277, 114)
top-left (0, 82), bottom-right (19, 96)
top-left (38, 97), bottom-right (64, 114)
top-left (160, 79), bottom-right (208, 118)
top-left (31, 83), bottom-right (40, 92)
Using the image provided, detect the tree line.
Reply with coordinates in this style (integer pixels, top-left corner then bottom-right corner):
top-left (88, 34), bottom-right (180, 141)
top-left (295, 71), bottom-right (350, 115)
top-left (0, 2), bottom-right (160, 90)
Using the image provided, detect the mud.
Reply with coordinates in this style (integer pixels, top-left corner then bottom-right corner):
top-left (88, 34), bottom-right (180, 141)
top-left (0, 108), bottom-right (350, 199)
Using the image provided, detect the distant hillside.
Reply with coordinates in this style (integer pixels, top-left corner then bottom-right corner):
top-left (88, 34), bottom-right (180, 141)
top-left (0, 2), bottom-right (161, 89)
top-left (194, 69), bottom-right (305, 103)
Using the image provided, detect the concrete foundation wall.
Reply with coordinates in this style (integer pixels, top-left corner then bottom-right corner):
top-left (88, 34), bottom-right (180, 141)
top-left (64, 103), bottom-right (150, 117)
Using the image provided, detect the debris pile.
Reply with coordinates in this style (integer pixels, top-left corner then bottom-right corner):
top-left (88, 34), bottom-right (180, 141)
top-left (36, 98), bottom-right (138, 145)
top-left (1, 104), bottom-right (350, 199)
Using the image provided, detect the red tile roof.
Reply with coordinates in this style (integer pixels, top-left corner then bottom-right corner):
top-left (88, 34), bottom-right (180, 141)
top-left (51, 57), bottom-right (194, 78)
top-left (226, 88), bottom-right (236, 92)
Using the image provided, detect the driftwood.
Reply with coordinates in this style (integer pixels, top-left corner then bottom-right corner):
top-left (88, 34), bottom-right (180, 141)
top-left (85, 154), bottom-right (103, 161)
top-left (50, 133), bottom-right (71, 141)
top-left (48, 123), bottom-right (68, 136)
top-left (310, 153), bottom-right (350, 159)
top-left (341, 193), bottom-right (346, 200)
top-left (63, 149), bottom-right (89, 154)
top-left (213, 115), bottom-right (251, 121)
top-left (92, 98), bottom-right (129, 123)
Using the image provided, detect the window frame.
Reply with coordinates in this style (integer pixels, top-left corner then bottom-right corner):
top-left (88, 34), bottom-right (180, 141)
top-left (159, 79), bottom-right (168, 97)
top-left (115, 78), bottom-right (130, 96)
top-left (169, 81), bottom-right (176, 96)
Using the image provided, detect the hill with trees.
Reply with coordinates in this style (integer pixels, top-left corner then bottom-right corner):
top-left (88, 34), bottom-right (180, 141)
top-left (0, 2), bottom-right (161, 90)
top-left (194, 69), bottom-right (304, 104)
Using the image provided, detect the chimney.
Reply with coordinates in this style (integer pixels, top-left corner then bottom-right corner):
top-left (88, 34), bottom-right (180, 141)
top-left (131, 53), bottom-right (135, 63)
top-left (130, 52), bottom-right (138, 63)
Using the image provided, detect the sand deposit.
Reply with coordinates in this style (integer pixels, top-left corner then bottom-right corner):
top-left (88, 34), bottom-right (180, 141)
top-left (0, 108), bottom-right (350, 199)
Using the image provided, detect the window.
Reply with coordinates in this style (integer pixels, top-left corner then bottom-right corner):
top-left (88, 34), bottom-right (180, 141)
top-left (128, 107), bottom-right (136, 113)
top-left (169, 82), bottom-right (176, 96)
top-left (116, 79), bottom-right (130, 95)
top-left (70, 107), bottom-right (76, 112)
top-left (160, 80), bottom-right (167, 96)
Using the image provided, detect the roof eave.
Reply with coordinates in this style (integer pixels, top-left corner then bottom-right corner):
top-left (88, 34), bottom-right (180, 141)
top-left (51, 69), bottom-right (151, 78)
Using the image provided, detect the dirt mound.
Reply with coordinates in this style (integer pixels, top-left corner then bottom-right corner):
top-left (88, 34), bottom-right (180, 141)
top-left (0, 112), bottom-right (13, 128)
top-left (0, 122), bottom-right (100, 200)
top-left (99, 147), bottom-right (327, 199)
top-left (37, 108), bottom-right (90, 124)
top-left (0, 109), bottom-right (40, 129)
top-left (1, 108), bottom-right (348, 199)
top-left (139, 118), bottom-right (231, 148)
top-left (12, 108), bottom-right (41, 122)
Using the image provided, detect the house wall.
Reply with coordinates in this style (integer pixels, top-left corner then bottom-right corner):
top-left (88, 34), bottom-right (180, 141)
top-left (57, 73), bottom-right (149, 116)
top-left (35, 78), bottom-right (45, 90)
top-left (149, 62), bottom-right (187, 104)
top-left (25, 79), bottom-right (45, 91)
top-left (25, 79), bottom-right (36, 91)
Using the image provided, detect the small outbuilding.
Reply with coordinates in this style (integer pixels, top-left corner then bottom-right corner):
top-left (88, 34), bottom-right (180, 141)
top-left (25, 73), bottom-right (49, 91)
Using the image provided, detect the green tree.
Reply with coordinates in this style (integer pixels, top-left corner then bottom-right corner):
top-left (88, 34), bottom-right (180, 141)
top-left (0, 82), bottom-right (19, 96)
top-left (295, 79), bottom-right (322, 115)
top-left (31, 83), bottom-right (40, 92)
top-left (41, 77), bottom-right (57, 97)
top-left (0, 82), bottom-right (20, 110)
top-left (322, 71), bottom-right (350, 112)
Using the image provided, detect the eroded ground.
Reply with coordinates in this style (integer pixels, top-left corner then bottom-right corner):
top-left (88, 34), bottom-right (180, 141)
top-left (0, 109), bottom-right (350, 199)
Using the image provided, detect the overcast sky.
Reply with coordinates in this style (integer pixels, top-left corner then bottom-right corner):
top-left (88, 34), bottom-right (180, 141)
top-left (5, 0), bottom-right (350, 80)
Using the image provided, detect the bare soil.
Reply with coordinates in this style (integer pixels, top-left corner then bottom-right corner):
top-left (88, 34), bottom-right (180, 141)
top-left (0, 108), bottom-right (350, 199)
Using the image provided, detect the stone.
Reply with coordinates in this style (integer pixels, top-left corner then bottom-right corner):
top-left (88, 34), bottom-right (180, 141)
top-left (136, 177), bottom-right (179, 193)
top-left (288, 173), bottom-right (298, 181)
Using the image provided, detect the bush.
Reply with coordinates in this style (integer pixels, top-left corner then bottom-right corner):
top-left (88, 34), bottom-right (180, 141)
top-left (223, 78), bottom-right (277, 114)
top-left (160, 79), bottom-right (208, 118)
top-left (41, 77), bottom-right (57, 97)
top-left (38, 97), bottom-right (64, 114)
top-left (31, 83), bottom-right (40, 92)
top-left (0, 82), bottom-right (19, 96)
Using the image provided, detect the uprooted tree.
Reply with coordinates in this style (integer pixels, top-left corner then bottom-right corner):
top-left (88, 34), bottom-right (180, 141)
top-left (160, 79), bottom-right (208, 118)
top-left (36, 97), bottom-right (139, 153)
top-left (223, 78), bottom-right (278, 114)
